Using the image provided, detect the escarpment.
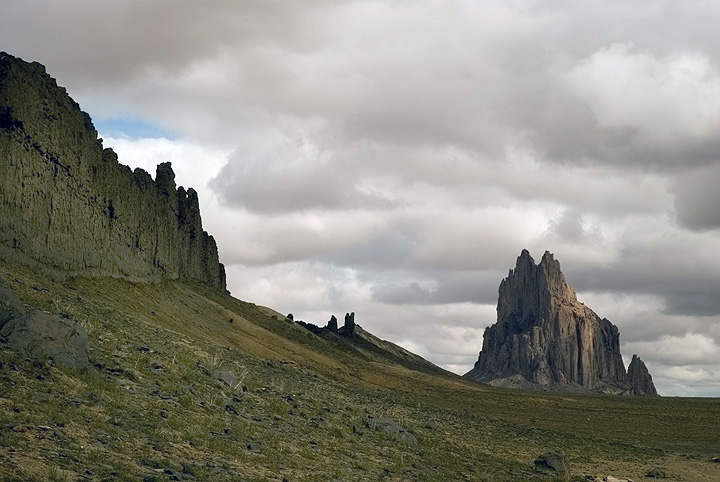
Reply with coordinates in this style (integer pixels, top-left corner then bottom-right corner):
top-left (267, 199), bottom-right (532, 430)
top-left (0, 52), bottom-right (225, 289)
top-left (465, 249), bottom-right (657, 395)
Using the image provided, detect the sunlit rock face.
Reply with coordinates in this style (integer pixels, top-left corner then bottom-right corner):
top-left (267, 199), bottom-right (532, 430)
top-left (0, 52), bottom-right (225, 290)
top-left (466, 249), bottom-right (657, 395)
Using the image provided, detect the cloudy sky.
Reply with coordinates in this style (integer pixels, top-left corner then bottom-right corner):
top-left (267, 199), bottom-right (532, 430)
top-left (4, 0), bottom-right (720, 396)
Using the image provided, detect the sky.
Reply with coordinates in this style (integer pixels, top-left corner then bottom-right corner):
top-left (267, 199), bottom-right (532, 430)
top-left (3, 0), bottom-right (720, 396)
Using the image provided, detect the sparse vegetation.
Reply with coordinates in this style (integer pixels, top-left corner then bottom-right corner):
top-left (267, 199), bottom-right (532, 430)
top-left (1, 261), bottom-right (719, 481)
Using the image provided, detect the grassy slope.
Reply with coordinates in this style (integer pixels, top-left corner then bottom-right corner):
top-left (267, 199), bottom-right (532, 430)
top-left (0, 261), bottom-right (719, 481)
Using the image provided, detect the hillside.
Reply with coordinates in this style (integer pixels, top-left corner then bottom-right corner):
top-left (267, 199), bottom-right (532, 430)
top-left (2, 261), bottom-right (720, 481)
top-left (1, 51), bottom-right (720, 481)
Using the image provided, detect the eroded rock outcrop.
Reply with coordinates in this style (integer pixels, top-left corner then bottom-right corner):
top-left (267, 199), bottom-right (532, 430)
top-left (465, 249), bottom-right (657, 395)
top-left (340, 312), bottom-right (356, 335)
top-left (628, 354), bottom-right (658, 396)
top-left (0, 52), bottom-right (225, 290)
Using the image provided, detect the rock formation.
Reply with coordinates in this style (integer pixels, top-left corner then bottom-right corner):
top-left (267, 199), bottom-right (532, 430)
top-left (465, 249), bottom-right (657, 395)
top-left (0, 52), bottom-right (225, 290)
top-left (340, 312), bottom-right (356, 336)
top-left (326, 315), bottom-right (338, 333)
top-left (627, 354), bottom-right (658, 396)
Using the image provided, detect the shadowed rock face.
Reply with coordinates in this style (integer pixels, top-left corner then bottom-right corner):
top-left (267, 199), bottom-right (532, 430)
top-left (465, 250), bottom-right (656, 395)
top-left (628, 354), bottom-right (658, 396)
top-left (0, 52), bottom-right (225, 290)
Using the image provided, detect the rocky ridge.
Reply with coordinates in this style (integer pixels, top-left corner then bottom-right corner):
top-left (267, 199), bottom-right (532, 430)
top-left (0, 52), bottom-right (225, 289)
top-left (465, 249), bottom-right (657, 395)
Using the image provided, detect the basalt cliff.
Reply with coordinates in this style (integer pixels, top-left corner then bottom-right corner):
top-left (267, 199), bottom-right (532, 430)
top-left (465, 249), bottom-right (657, 395)
top-left (0, 52), bottom-right (226, 289)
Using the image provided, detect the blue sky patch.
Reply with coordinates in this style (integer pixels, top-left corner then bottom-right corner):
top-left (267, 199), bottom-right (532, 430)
top-left (95, 117), bottom-right (175, 140)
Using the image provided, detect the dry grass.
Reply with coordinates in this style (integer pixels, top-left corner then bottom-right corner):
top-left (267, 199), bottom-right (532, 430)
top-left (0, 261), bottom-right (719, 481)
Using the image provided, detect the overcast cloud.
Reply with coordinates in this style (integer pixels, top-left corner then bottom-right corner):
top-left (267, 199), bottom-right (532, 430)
top-left (4, 0), bottom-right (720, 395)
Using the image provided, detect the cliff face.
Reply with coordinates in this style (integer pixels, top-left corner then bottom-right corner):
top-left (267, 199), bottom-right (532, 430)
top-left (465, 249), bottom-right (657, 395)
top-left (0, 52), bottom-right (226, 290)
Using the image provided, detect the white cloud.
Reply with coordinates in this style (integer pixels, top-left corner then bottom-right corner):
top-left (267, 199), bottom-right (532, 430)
top-left (7, 0), bottom-right (720, 395)
top-left (566, 44), bottom-right (720, 146)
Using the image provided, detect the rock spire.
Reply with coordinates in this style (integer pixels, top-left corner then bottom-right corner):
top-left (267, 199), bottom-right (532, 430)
top-left (465, 249), bottom-right (657, 395)
top-left (627, 355), bottom-right (658, 396)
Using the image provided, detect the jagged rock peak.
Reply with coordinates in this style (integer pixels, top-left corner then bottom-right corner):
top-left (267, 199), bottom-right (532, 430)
top-left (465, 249), bottom-right (654, 395)
top-left (0, 52), bottom-right (226, 290)
top-left (339, 312), bottom-right (356, 336)
top-left (326, 315), bottom-right (338, 333)
top-left (628, 354), bottom-right (658, 396)
top-left (502, 249), bottom-right (577, 310)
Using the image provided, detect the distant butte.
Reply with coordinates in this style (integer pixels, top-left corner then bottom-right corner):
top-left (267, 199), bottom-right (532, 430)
top-left (465, 249), bottom-right (658, 395)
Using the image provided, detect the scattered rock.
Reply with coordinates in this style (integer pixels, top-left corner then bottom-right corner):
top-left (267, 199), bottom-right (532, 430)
top-left (214, 370), bottom-right (238, 387)
top-left (163, 467), bottom-right (196, 481)
top-left (366, 416), bottom-right (418, 445)
top-left (140, 458), bottom-right (163, 469)
top-left (533, 450), bottom-right (568, 475)
top-left (646, 467), bottom-right (666, 478)
top-left (247, 441), bottom-right (262, 453)
top-left (0, 310), bottom-right (89, 370)
top-left (424, 421), bottom-right (439, 430)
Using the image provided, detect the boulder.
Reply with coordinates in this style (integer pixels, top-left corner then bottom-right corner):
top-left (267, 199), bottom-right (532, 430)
top-left (214, 370), bottom-right (239, 388)
top-left (646, 467), bottom-right (666, 478)
top-left (366, 417), bottom-right (418, 445)
top-left (534, 450), bottom-right (568, 475)
top-left (0, 310), bottom-right (89, 370)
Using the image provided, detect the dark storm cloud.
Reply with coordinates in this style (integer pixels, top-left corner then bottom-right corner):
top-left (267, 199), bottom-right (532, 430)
top-left (673, 164), bottom-right (720, 231)
top-left (567, 236), bottom-right (720, 317)
top-left (1, 0), bottom-right (332, 85)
